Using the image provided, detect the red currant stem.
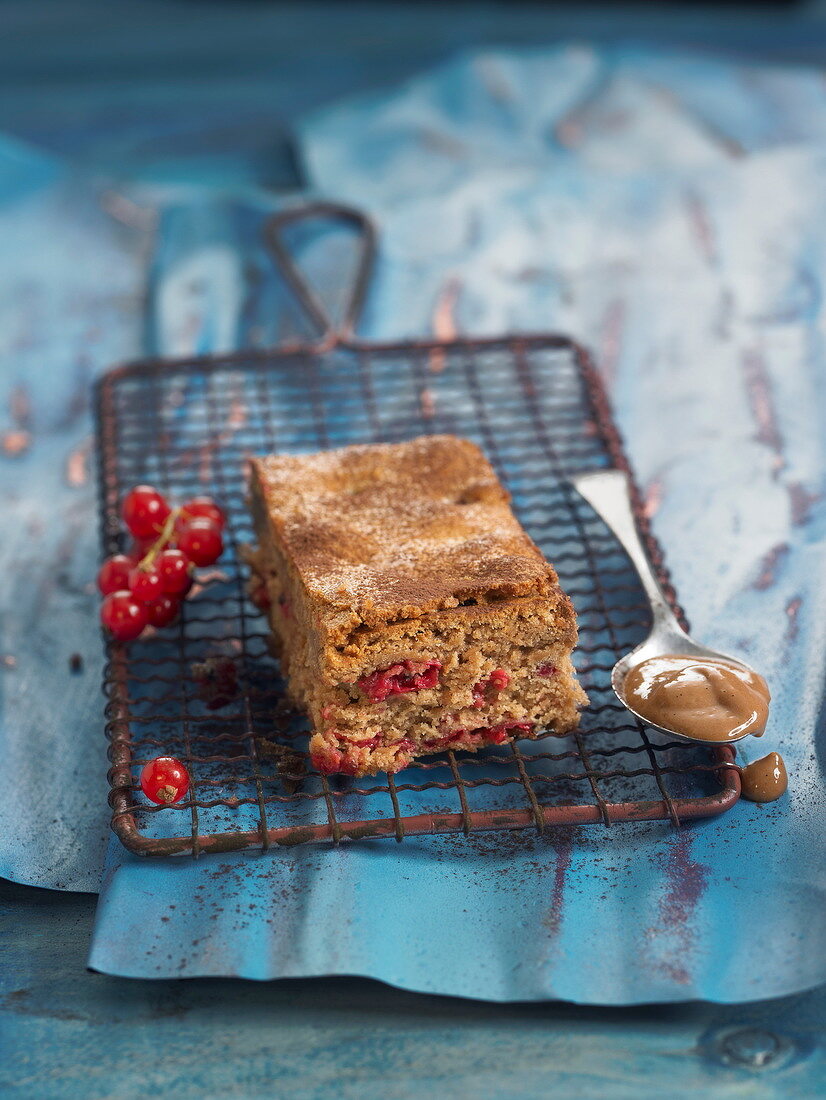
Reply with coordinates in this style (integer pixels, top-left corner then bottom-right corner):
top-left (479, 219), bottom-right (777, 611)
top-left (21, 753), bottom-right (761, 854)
top-left (137, 506), bottom-right (184, 570)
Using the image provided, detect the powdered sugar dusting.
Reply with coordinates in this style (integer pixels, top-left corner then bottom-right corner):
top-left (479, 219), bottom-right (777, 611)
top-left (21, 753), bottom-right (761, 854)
top-left (252, 436), bottom-right (556, 617)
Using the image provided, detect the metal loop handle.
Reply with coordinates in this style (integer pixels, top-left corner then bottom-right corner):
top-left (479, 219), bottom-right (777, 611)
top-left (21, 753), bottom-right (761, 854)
top-left (263, 201), bottom-right (377, 347)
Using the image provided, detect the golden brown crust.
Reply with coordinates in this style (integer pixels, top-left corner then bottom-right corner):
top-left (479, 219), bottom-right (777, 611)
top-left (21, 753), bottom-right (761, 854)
top-left (249, 435), bottom-right (561, 637)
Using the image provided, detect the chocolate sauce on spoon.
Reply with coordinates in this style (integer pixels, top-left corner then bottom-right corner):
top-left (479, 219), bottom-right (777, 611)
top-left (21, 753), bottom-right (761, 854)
top-left (623, 655), bottom-right (770, 743)
top-left (572, 470), bottom-right (788, 805)
top-left (623, 654), bottom-right (783, 802)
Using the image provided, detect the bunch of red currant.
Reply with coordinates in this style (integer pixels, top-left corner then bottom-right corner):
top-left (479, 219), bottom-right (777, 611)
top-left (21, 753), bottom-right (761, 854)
top-left (98, 485), bottom-right (226, 641)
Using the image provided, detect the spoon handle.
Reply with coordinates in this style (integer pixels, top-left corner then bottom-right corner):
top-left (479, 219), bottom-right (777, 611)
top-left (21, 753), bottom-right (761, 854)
top-left (570, 469), bottom-right (686, 633)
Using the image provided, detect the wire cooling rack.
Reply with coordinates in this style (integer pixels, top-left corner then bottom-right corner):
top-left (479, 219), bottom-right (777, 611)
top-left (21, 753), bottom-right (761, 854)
top-left (95, 203), bottom-right (739, 856)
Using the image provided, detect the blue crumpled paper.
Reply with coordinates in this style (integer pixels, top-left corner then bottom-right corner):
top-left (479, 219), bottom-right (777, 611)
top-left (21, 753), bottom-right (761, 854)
top-left (0, 139), bottom-right (147, 890)
top-left (3, 45), bottom-right (825, 1002)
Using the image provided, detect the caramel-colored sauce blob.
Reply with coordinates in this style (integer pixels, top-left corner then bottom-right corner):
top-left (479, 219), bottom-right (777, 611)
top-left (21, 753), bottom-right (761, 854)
top-left (623, 655), bottom-right (770, 742)
top-left (739, 752), bottom-right (788, 803)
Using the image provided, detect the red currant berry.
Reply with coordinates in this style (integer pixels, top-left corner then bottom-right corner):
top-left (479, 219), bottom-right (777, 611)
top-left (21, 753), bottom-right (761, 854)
top-left (127, 537), bottom-right (158, 565)
top-left (144, 594), bottom-right (180, 628)
top-left (97, 554), bottom-right (133, 595)
top-left (179, 496), bottom-right (226, 531)
top-left (176, 518), bottom-right (223, 567)
top-left (128, 565), bottom-right (163, 601)
top-left (140, 756), bottom-right (189, 804)
top-left (100, 591), bottom-right (148, 641)
top-left (128, 566), bottom-right (164, 604)
top-left (156, 548), bottom-right (193, 596)
top-left (122, 485), bottom-right (171, 539)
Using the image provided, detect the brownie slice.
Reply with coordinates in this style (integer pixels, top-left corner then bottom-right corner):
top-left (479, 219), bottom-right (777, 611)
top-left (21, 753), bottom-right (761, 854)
top-left (246, 435), bottom-right (587, 777)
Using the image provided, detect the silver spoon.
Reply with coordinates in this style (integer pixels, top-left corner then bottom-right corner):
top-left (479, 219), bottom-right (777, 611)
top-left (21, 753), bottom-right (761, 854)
top-left (570, 468), bottom-right (760, 744)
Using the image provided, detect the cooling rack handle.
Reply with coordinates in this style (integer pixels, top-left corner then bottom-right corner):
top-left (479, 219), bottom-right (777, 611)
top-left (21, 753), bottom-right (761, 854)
top-left (263, 201), bottom-right (377, 346)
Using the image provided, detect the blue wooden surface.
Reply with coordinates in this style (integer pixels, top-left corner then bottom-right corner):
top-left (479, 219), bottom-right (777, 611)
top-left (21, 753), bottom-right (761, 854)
top-left (2, 877), bottom-right (825, 1099)
top-left (3, 1), bottom-right (826, 1094)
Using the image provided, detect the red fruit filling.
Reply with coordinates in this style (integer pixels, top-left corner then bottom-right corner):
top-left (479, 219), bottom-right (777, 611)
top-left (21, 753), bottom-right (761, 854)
top-left (471, 667), bottom-right (510, 708)
top-left (438, 729), bottom-right (468, 748)
top-left (310, 745), bottom-right (360, 776)
top-left (310, 746), bottom-right (343, 774)
top-left (358, 659), bottom-right (441, 702)
top-left (536, 662), bottom-right (558, 677)
top-left (249, 579), bottom-right (271, 611)
top-left (439, 720), bottom-right (533, 749)
top-left (310, 716), bottom-right (529, 776)
top-left (336, 733), bottom-right (382, 750)
top-left (311, 733), bottom-right (417, 775)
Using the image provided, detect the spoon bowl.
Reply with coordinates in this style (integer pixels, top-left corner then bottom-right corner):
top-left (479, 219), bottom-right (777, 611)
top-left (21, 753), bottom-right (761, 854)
top-left (571, 470), bottom-right (764, 746)
top-left (610, 634), bottom-right (761, 745)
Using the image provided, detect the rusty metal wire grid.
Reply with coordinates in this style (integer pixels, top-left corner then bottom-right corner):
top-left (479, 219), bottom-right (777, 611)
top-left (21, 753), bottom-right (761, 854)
top-left (94, 206), bottom-right (739, 858)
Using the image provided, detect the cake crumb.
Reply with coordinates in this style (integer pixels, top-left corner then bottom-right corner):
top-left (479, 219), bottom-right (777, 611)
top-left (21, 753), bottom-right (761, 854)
top-left (258, 738), bottom-right (306, 793)
top-left (191, 656), bottom-right (239, 709)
